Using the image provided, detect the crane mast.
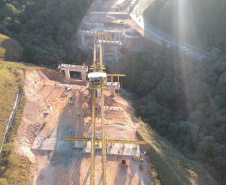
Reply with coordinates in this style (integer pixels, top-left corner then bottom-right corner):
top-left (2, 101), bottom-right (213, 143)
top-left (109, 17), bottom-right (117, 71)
top-left (89, 41), bottom-right (107, 185)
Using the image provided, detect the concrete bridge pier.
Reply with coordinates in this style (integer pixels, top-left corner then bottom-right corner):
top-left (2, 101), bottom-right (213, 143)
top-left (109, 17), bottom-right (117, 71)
top-left (64, 69), bottom-right (70, 82)
top-left (114, 46), bottom-right (118, 57)
top-left (82, 35), bottom-right (85, 45)
top-left (81, 71), bottom-right (86, 81)
top-left (59, 64), bottom-right (88, 83)
top-left (111, 89), bottom-right (116, 96)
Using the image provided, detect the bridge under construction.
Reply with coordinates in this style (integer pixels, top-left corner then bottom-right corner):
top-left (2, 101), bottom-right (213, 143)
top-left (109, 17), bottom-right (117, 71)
top-left (61, 34), bottom-right (147, 185)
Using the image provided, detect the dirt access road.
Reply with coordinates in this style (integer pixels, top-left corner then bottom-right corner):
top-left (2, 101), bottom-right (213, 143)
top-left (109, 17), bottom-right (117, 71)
top-left (14, 69), bottom-right (152, 185)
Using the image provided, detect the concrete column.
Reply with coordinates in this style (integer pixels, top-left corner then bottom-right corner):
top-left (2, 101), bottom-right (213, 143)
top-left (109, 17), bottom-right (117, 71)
top-left (114, 46), bottom-right (118, 58)
top-left (64, 70), bottom-right (70, 81)
top-left (94, 36), bottom-right (97, 42)
top-left (82, 35), bottom-right (85, 45)
top-left (111, 89), bottom-right (116, 96)
top-left (102, 45), bottom-right (105, 57)
top-left (81, 72), bottom-right (86, 82)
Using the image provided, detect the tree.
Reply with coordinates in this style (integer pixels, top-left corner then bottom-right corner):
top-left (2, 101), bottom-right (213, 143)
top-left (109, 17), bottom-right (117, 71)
top-left (23, 43), bottom-right (36, 59)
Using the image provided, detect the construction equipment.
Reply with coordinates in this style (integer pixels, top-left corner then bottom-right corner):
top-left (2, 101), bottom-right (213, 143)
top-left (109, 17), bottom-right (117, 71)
top-left (150, 170), bottom-right (158, 178)
top-left (132, 155), bottom-right (140, 160)
top-left (154, 178), bottom-right (161, 185)
top-left (62, 33), bottom-right (149, 185)
top-left (121, 159), bottom-right (127, 168)
top-left (63, 137), bottom-right (146, 147)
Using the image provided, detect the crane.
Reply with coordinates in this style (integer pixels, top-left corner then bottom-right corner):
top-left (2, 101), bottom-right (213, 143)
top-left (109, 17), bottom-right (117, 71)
top-left (63, 35), bottom-right (146, 185)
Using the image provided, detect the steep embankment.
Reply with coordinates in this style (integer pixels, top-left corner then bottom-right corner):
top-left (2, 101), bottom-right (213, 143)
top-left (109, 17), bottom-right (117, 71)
top-left (0, 50), bottom-right (45, 184)
top-left (0, 34), bottom-right (23, 148)
top-left (119, 46), bottom-right (226, 185)
top-left (137, 121), bottom-right (217, 185)
top-left (0, 61), bottom-right (43, 185)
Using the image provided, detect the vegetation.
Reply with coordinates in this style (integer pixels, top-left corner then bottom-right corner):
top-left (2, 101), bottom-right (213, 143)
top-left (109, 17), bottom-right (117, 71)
top-left (0, 143), bottom-right (31, 185)
top-left (143, 0), bottom-right (226, 55)
top-left (0, 33), bottom-right (22, 61)
top-left (120, 46), bottom-right (226, 185)
top-left (0, 60), bottom-right (42, 149)
top-left (0, 61), bottom-right (22, 148)
top-left (136, 120), bottom-right (217, 185)
top-left (0, 0), bottom-right (92, 67)
top-left (0, 61), bottom-right (42, 185)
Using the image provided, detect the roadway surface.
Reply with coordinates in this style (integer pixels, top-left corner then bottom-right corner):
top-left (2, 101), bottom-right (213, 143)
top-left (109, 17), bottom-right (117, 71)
top-left (129, 10), bottom-right (217, 60)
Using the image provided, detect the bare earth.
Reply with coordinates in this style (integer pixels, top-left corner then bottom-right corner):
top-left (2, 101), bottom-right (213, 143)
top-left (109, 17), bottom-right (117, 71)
top-left (14, 69), bottom-right (151, 185)
top-left (13, 0), bottom-right (155, 184)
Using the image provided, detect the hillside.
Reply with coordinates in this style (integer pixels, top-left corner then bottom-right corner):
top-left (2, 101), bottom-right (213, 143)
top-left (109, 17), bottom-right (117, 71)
top-left (0, 34), bottom-right (22, 61)
top-left (142, 0), bottom-right (226, 55)
top-left (0, 0), bottom-right (93, 67)
top-left (0, 61), bottom-right (43, 185)
top-left (119, 46), bottom-right (226, 184)
top-left (137, 121), bottom-right (217, 185)
top-left (0, 0), bottom-right (225, 184)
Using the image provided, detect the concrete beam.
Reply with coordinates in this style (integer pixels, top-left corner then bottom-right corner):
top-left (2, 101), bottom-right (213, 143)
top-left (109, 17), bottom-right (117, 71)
top-left (90, 12), bottom-right (128, 16)
top-left (59, 64), bottom-right (88, 73)
top-left (98, 40), bottom-right (121, 46)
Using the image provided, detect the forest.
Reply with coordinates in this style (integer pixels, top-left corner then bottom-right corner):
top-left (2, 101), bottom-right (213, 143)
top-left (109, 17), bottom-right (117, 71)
top-left (0, 0), bottom-right (92, 67)
top-left (144, 0), bottom-right (226, 56)
top-left (120, 46), bottom-right (226, 185)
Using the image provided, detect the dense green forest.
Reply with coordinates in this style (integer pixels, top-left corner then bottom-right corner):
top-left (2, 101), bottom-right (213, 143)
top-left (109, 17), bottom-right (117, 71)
top-left (120, 46), bottom-right (226, 184)
top-left (0, 0), bottom-right (92, 67)
top-left (144, 0), bottom-right (226, 55)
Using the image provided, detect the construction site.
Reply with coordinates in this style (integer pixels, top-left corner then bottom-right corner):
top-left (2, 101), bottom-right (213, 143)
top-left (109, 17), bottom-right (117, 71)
top-left (10, 0), bottom-right (162, 185)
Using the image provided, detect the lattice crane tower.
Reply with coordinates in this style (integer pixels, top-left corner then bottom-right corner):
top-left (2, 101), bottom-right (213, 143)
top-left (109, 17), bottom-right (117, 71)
top-left (88, 41), bottom-right (107, 185)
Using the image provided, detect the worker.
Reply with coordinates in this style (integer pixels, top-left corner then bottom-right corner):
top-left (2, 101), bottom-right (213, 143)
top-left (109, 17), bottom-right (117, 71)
top-left (69, 129), bottom-right (72, 133)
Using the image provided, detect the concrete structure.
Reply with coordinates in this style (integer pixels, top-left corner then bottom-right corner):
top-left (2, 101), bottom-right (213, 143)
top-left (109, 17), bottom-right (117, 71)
top-left (74, 141), bottom-right (140, 156)
top-left (79, 30), bottom-right (122, 62)
top-left (59, 64), bottom-right (88, 82)
top-left (79, 30), bottom-right (109, 46)
top-left (106, 82), bottom-right (120, 96)
top-left (98, 40), bottom-right (121, 62)
top-left (32, 137), bottom-right (140, 156)
top-left (90, 12), bottom-right (128, 16)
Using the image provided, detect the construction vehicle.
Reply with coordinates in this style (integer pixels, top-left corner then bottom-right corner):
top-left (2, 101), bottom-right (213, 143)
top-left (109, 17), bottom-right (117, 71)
top-left (150, 170), bottom-right (158, 178)
top-left (154, 178), bottom-right (161, 185)
top-left (132, 155), bottom-right (140, 160)
top-left (121, 159), bottom-right (127, 168)
top-left (132, 155), bottom-right (143, 162)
